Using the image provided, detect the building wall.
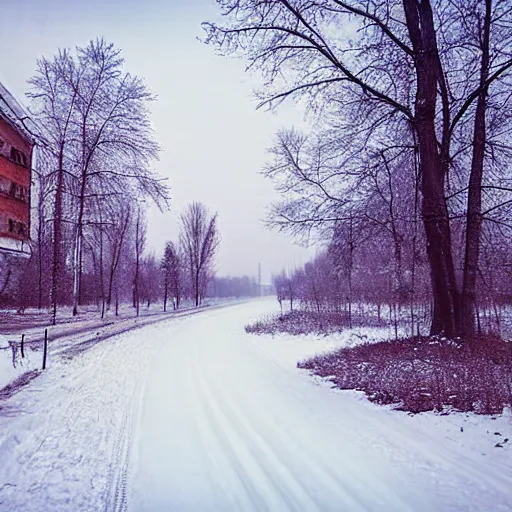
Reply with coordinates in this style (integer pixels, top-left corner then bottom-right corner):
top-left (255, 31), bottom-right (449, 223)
top-left (0, 116), bottom-right (32, 244)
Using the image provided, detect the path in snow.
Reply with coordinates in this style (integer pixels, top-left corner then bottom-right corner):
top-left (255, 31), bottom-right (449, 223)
top-left (1, 300), bottom-right (511, 511)
top-left (128, 301), bottom-right (511, 512)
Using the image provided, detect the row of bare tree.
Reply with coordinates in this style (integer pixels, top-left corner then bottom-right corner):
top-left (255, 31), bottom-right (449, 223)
top-left (1, 41), bottom-right (220, 319)
top-left (16, 39), bottom-right (168, 323)
top-left (0, 39), bottom-right (239, 317)
top-left (162, 204), bottom-right (267, 309)
top-left (205, 0), bottom-right (512, 338)
top-left (274, 213), bottom-right (511, 336)
top-left (8, 188), bottom-right (222, 318)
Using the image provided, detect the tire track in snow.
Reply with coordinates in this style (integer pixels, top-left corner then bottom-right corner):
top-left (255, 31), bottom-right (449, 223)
top-left (196, 371), bottom-right (315, 511)
top-left (186, 339), bottom-right (240, 506)
top-left (193, 347), bottom-right (268, 509)
top-left (190, 320), bottom-right (364, 511)
top-left (203, 370), bottom-right (363, 511)
top-left (0, 321), bottom-right (164, 512)
top-left (106, 407), bottom-right (131, 512)
top-left (196, 344), bottom-right (405, 512)
top-left (221, 375), bottom-right (420, 512)
top-left (192, 338), bottom-right (352, 512)
top-left (105, 328), bottom-right (157, 512)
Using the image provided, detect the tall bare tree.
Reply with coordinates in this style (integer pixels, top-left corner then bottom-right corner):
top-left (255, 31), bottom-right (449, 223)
top-left (205, 0), bottom-right (512, 337)
top-left (28, 50), bottom-right (80, 324)
top-left (133, 206), bottom-right (147, 317)
top-left (179, 202), bottom-right (219, 307)
top-left (105, 198), bottom-right (131, 312)
top-left (28, 39), bottom-right (169, 320)
top-left (162, 241), bottom-right (182, 311)
top-left (69, 39), bottom-right (164, 316)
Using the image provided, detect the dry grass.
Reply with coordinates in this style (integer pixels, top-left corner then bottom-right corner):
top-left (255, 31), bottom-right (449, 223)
top-left (299, 335), bottom-right (512, 414)
top-left (245, 309), bottom-right (386, 336)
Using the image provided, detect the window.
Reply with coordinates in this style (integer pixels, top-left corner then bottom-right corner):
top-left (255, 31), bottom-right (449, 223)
top-left (9, 147), bottom-right (28, 167)
top-left (6, 218), bottom-right (27, 237)
top-left (0, 179), bottom-right (28, 202)
top-left (0, 176), bottom-right (10, 195)
top-left (14, 184), bottom-right (27, 202)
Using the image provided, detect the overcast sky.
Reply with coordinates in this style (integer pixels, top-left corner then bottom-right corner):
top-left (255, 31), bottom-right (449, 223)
top-left (0, 0), bottom-right (314, 282)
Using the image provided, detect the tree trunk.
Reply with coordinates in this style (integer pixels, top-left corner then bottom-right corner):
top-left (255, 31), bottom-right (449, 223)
top-left (37, 182), bottom-right (44, 310)
top-left (404, 0), bottom-right (460, 337)
top-left (195, 270), bottom-right (200, 307)
top-left (72, 228), bottom-right (82, 317)
top-left (106, 214), bottom-right (129, 310)
top-left (107, 256), bottom-right (116, 311)
top-left (135, 259), bottom-right (140, 317)
top-left (411, 137), bottom-right (420, 337)
top-left (176, 281), bottom-right (181, 309)
top-left (99, 221), bottom-right (106, 319)
top-left (78, 239), bottom-right (84, 306)
top-left (134, 211), bottom-right (141, 317)
top-left (51, 147), bottom-right (64, 326)
top-left (347, 215), bottom-right (353, 329)
top-left (163, 277), bottom-right (168, 312)
top-left (461, 0), bottom-right (491, 337)
top-left (72, 170), bottom-right (87, 316)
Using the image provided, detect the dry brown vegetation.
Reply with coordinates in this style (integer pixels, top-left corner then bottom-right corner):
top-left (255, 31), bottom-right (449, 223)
top-left (299, 335), bottom-right (512, 415)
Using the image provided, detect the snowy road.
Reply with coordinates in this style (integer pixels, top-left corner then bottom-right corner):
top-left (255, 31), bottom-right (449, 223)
top-left (128, 301), bottom-right (511, 512)
top-left (1, 300), bottom-right (511, 511)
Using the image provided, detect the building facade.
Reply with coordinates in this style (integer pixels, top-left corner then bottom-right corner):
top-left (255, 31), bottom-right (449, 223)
top-left (0, 82), bottom-right (34, 257)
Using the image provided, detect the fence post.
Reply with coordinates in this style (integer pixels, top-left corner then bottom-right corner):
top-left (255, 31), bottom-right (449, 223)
top-left (42, 329), bottom-right (48, 370)
top-left (21, 334), bottom-right (25, 359)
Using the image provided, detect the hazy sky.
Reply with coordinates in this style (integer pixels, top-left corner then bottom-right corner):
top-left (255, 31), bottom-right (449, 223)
top-left (0, 0), bottom-right (314, 282)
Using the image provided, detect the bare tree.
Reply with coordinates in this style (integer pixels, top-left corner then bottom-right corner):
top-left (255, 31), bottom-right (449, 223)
top-left (28, 50), bottom-right (80, 324)
top-left (28, 39), bottom-right (169, 321)
top-left (162, 241), bottom-right (182, 311)
top-left (68, 39), bottom-right (165, 316)
top-left (31, 159), bottom-right (54, 310)
top-left (140, 253), bottom-right (160, 309)
top-left (133, 207), bottom-right (147, 317)
top-left (179, 202), bottom-right (220, 307)
top-left (205, 0), bottom-right (512, 337)
top-left (105, 198), bottom-right (131, 312)
top-left (273, 272), bottom-right (287, 314)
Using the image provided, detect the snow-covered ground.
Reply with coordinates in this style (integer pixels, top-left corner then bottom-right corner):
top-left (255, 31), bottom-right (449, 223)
top-left (0, 339), bottom-right (39, 392)
top-left (0, 298), bottom-right (241, 391)
top-left (0, 308), bottom-right (173, 391)
top-left (1, 299), bottom-right (511, 511)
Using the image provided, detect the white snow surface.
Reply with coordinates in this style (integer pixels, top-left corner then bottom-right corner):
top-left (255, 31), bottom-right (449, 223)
top-left (0, 299), bottom-right (511, 511)
top-left (0, 298), bottom-right (239, 391)
top-left (0, 338), bottom-right (39, 391)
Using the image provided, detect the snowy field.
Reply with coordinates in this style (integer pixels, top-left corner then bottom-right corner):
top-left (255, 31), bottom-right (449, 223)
top-left (0, 299), bottom-right (511, 511)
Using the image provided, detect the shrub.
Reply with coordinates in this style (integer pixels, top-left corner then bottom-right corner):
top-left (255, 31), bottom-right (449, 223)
top-left (299, 335), bottom-right (512, 414)
top-left (245, 309), bottom-right (386, 336)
